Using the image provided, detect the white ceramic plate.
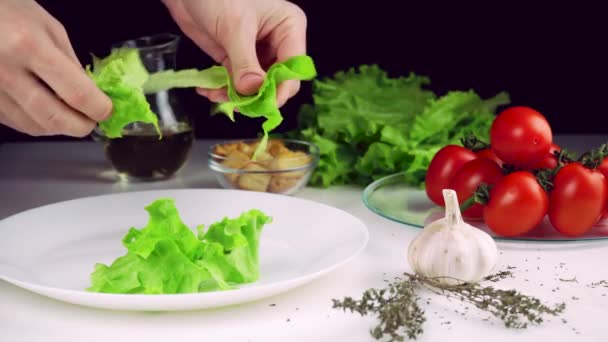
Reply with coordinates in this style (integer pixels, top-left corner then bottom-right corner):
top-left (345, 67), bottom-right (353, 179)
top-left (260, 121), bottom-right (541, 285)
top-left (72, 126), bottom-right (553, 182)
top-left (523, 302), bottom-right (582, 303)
top-left (0, 189), bottom-right (368, 311)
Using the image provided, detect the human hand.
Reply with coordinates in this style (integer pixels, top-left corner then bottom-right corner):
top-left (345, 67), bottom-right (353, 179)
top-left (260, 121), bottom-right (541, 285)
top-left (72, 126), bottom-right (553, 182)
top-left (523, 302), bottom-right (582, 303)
top-left (162, 0), bottom-right (307, 107)
top-left (0, 0), bottom-right (112, 137)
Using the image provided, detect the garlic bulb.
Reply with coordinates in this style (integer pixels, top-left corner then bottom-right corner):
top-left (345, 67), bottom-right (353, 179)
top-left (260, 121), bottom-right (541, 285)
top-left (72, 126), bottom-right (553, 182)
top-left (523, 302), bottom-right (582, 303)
top-left (407, 189), bottom-right (499, 285)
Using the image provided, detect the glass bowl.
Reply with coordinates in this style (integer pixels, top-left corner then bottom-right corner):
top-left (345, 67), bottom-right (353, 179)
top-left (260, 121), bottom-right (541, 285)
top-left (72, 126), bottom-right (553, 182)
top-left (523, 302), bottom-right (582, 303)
top-left (362, 171), bottom-right (608, 242)
top-left (208, 138), bottom-right (320, 195)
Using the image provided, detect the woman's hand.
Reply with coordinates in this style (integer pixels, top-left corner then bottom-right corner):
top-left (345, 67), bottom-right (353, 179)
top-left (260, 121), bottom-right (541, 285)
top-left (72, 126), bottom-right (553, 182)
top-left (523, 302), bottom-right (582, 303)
top-left (0, 0), bottom-right (112, 137)
top-left (162, 0), bottom-right (307, 107)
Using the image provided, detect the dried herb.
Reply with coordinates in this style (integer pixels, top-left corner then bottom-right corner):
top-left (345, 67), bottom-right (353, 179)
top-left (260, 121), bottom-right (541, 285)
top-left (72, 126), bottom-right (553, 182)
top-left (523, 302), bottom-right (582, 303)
top-left (332, 271), bottom-right (565, 341)
top-left (332, 275), bottom-right (425, 341)
top-left (588, 280), bottom-right (608, 288)
top-left (483, 271), bottom-right (513, 282)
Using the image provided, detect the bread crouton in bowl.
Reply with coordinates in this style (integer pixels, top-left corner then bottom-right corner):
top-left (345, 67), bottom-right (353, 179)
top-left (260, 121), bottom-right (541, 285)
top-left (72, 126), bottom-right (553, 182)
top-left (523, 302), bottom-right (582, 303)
top-left (208, 139), bottom-right (319, 195)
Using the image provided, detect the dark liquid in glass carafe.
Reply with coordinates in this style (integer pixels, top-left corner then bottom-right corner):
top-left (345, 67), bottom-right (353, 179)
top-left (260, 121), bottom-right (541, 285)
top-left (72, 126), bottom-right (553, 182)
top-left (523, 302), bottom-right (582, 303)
top-left (104, 123), bottom-right (194, 179)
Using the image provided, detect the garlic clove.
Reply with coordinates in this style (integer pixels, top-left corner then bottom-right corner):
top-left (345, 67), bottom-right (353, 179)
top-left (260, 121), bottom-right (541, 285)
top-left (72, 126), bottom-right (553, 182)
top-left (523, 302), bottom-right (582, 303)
top-left (407, 189), bottom-right (499, 285)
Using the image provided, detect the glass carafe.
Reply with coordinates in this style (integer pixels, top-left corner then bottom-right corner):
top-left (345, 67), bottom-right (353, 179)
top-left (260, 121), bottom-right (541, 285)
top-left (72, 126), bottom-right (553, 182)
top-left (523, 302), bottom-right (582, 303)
top-left (95, 33), bottom-right (194, 181)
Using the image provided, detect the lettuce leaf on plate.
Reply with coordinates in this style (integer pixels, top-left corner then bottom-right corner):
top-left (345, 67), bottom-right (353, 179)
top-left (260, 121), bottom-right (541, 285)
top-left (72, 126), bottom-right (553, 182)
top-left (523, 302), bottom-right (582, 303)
top-left (196, 208), bottom-right (268, 284)
top-left (88, 49), bottom-right (317, 158)
top-left (87, 198), bottom-right (271, 294)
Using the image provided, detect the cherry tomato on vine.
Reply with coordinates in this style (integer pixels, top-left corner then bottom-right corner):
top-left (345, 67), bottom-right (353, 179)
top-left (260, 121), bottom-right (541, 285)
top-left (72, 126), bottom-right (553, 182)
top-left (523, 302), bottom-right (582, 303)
top-left (600, 157), bottom-right (608, 218)
top-left (548, 163), bottom-right (607, 236)
top-left (475, 148), bottom-right (503, 167)
top-left (526, 154), bottom-right (557, 170)
top-left (425, 145), bottom-right (477, 206)
top-left (549, 143), bottom-right (561, 155)
top-left (448, 158), bottom-right (504, 219)
top-left (490, 106), bottom-right (553, 167)
top-left (483, 171), bottom-right (548, 236)
top-left (524, 143), bottom-right (562, 170)
top-left (599, 157), bottom-right (608, 180)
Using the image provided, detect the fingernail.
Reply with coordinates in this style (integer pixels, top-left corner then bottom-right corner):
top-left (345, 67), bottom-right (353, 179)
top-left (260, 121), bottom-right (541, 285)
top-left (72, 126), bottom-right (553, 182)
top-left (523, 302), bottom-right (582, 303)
top-left (238, 73), bottom-right (264, 95)
top-left (100, 100), bottom-right (113, 120)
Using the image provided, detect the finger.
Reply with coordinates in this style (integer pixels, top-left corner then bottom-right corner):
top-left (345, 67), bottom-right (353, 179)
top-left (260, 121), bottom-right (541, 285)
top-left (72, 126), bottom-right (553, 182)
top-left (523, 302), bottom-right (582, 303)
top-left (179, 22), bottom-right (227, 64)
top-left (8, 71), bottom-right (96, 137)
top-left (27, 41), bottom-right (112, 122)
top-left (46, 21), bottom-right (80, 65)
top-left (272, 7), bottom-right (307, 62)
top-left (0, 90), bottom-right (47, 136)
top-left (34, 6), bottom-right (81, 66)
top-left (256, 41), bottom-right (277, 70)
top-left (163, 0), bottom-right (226, 63)
top-left (220, 18), bottom-right (266, 95)
top-left (276, 80), bottom-right (301, 108)
top-left (197, 88), bottom-right (228, 103)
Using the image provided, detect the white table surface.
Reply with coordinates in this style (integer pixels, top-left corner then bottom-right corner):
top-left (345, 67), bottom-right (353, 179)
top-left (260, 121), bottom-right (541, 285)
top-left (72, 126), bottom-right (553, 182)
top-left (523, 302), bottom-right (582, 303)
top-left (1, 136), bottom-right (607, 342)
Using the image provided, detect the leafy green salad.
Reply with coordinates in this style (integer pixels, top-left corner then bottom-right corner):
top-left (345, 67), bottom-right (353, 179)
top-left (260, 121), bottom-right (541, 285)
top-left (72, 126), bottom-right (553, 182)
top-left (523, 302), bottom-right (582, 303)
top-left (88, 198), bottom-right (271, 294)
top-left (285, 66), bottom-right (510, 188)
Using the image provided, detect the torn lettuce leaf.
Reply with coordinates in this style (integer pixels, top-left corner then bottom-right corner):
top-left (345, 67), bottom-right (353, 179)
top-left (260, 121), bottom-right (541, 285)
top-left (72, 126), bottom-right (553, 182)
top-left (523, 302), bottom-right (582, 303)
top-left (86, 48), bottom-right (160, 138)
top-left (87, 198), bottom-right (271, 294)
top-left (142, 66), bottom-right (229, 93)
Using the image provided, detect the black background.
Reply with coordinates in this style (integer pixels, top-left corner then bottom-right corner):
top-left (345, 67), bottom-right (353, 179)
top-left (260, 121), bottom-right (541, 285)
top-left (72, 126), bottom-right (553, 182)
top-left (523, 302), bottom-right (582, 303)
top-left (2, 1), bottom-right (607, 142)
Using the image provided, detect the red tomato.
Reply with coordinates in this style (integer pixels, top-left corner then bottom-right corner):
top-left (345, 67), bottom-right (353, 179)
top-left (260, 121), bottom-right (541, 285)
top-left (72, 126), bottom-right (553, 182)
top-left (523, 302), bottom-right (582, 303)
top-left (490, 106), bottom-right (553, 167)
top-left (599, 157), bottom-right (608, 179)
top-left (600, 157), bottom-right (608, 216)
top-left (475, 148), bottom-right (503, 167)
top-left (523, 143), bottom-right (561, 170)
top-left (425, 145), bottom-right (477, 206)
top-left (525, 153), bottom-right (558, 170)
top-left (549, 143), bottom-right (561, 155)
top-left (549, 163), bottom-right (607, 236)
top-left (483, 171), bottom-right (549, 236)
top-left (448, 158), bottom-right (504, 219)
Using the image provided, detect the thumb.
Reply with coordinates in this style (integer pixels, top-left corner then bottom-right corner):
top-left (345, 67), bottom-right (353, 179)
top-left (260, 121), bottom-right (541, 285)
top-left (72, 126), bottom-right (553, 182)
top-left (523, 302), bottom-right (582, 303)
top-left (222, 24), bottom-right (265, 96)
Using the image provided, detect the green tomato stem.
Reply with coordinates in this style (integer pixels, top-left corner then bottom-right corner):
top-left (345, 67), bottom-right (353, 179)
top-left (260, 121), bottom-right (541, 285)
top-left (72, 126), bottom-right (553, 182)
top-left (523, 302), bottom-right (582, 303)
top-left (459, 196), bottom-right (477, 213)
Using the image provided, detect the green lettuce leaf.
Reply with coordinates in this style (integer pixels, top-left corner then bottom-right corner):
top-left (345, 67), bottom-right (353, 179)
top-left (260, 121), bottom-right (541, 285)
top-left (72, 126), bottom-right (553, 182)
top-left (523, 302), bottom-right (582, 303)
top-left (408, 90), bottom-right (509, 148)
top-left (214, 55), bottom-right (317, 158)
top-left (121, 199), bottom-right (203, 261)
top-left (287, 65), bottom-right (509, 188)
top-left (197, 209), bottom-right (270, 284)
top-left (88, 49), bottom-right (316, 159)
top-left (142, 66), bottom-right (229, 93)
top-left (87, 198), bottom-right (271, 294)
top-left (86, 48), bottom-right (160, 138)
top-left (311, 65), bottom-right (435, 145)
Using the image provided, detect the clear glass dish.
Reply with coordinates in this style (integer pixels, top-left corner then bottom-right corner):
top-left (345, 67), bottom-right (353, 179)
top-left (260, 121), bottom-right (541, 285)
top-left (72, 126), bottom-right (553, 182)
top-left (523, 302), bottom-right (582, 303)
top-left (362, 171), bottom-right (608, 241)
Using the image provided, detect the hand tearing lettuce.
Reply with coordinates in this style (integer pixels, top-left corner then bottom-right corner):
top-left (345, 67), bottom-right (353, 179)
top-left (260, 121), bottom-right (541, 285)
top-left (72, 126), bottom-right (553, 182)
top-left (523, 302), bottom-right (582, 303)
top-left (87, 48), bottom-right (317, 158)
top-left (86, 49), bottom-right (160, 138)
top-left (87, 198), bottom-right (271, 294)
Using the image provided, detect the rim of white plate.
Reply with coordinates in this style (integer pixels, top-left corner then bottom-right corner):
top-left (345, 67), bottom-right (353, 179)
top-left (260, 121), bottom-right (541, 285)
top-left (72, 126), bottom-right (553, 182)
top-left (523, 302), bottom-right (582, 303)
top-left (0, 188), bottom-right (370, 303)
